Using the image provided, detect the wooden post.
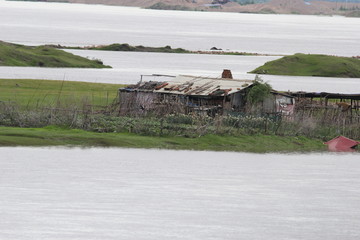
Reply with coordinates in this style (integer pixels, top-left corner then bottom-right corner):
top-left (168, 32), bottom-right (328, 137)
top-left (350, 99), bottom-right (353, 124)
top-left (160, 118), bottom-right (164, 136)
top-left (323, 97), bottom-right (328, 123)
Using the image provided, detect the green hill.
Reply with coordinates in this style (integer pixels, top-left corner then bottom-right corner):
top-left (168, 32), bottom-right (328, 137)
top-left (0, 41), bottom-right (110, 68)
top-left (250, 54), bottom-right (360, 78)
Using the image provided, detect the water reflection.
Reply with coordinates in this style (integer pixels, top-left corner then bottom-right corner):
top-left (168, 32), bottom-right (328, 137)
top-left (1, 0), bottom-right (360, 56)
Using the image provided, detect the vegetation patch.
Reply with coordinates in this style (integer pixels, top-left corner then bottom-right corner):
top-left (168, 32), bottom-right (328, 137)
top-left (0, 79), bottom-right (358, 152)
top-left (232, 0), bottom-right (270, 5)
top-left (0, 126), bottom-right (326, 152)
top-left (147, 2), bottom-right (194, 11)
top-left (0, 41), bottom-right (110, 68)
top-left (246, 77), bottom-right (272, 104)
top-left (250, 53), bottom-right (360, 78)
top-left (346, 10), bottom-right (360, 17)
top-left (85, 43), bottom-right (190, 54)
top-left (0, 79), bottom-right (123, 109)
top-left (56, 43), bottom-right (276, 56)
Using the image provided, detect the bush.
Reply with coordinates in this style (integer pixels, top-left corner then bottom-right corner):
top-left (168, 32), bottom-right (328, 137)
top-left (246, 76), bottom-right (272, 104)
top-left (165, 114), bottom-right (194, 124)
top-left (1, 101), bottom-right (359, 139)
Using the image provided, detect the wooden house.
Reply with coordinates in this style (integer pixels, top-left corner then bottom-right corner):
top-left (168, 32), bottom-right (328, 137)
top-left (119, 70), bottom-right (295, 116)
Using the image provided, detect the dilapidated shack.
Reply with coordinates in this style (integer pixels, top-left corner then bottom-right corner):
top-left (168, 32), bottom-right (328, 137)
top-left (289, 91), bottom-right (360, 123)
top-left (263, 91), bottom-right (295, 117)
top-left (119, 70), bottom-right (295, 116)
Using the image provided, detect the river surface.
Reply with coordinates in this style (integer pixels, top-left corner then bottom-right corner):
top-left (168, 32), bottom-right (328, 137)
top-left (0, 147), bottom-right (359, 240)
top-left (1, 0), bottom-right (360, 56)
top-left (1, 2), bottom-right (360, 239)
top-left (1, 50), bottom-right (359, 93)
top-left (0, 0), bottom-right (360, 93)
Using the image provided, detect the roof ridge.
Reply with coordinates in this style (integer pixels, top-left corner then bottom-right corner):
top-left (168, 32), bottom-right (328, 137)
top-left (178, 75), bottom-right (254, 82)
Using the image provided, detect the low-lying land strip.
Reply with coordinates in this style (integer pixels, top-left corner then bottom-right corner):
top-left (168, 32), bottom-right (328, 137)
top-left (0, 79), bottom-right (358, 152)
top-left (250, 53), bottom-right (360, 78)
top-left (0, 79), bottom-right (123, 108)
top-left (56, 43), bottom-right (273, 56)
top-left (0, 41), bottom-right (110, 68)
top-left (0, 126), bottom-right (325, 152)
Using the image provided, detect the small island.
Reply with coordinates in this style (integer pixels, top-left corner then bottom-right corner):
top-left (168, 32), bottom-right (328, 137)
top-left (0, 41), bottom-right (110, 68)
top-left (250, 53), bottom-right (360, 78)
top-left (81, 43), bottom-right (190, 54)
top-left (57, 43), bottom-right (272, 56)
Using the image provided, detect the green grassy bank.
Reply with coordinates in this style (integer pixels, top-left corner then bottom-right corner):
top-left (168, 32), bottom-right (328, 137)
top-left (0, 79), bottom-right (354, 152)
top-left (0, 79), bottom-right (123, 108)
top-left (0, 126), bottom-right (326, 152)
top-left (0, 41), bottom-right (110, 68)
top-left (250, 53), bottom-right (360, 78)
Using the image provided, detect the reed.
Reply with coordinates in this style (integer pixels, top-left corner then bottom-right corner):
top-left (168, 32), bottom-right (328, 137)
top-left (1, 101), bottom-right (358, 140)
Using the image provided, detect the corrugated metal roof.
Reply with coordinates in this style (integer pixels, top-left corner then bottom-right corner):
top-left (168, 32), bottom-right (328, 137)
top-left (140, 75), bottom-right (254, 96)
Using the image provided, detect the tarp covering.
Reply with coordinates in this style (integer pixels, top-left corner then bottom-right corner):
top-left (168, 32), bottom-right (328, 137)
top-left (324, 136), bottom-right (360, 152)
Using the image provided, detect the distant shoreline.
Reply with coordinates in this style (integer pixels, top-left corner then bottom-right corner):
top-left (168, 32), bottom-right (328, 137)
top-left (6, 0), bottom-right (360, 18)
top-left (53, 43), bottom-right (283, 57)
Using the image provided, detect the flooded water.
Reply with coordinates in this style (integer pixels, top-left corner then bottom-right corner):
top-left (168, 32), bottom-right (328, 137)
top-left (1, 0), bottom-right (360, 93)
top-left (1, 2), bottom-right (359, 238)
top-left (1, 50), bottom-right (359, 93)
top-left (0, 147), bottom-right (359, 240)
top-left (1, 0), bottom-right (360, 56)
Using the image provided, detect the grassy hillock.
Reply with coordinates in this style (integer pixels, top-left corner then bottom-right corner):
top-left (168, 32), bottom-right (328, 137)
top-left (0, 41), bottom-right (110, 68)
top-left (250, 53), bottom-right (360, 78)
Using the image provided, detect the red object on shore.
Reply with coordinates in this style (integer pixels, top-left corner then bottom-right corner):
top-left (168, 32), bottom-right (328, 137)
top-left (324, 136), bottom-right (360, 152)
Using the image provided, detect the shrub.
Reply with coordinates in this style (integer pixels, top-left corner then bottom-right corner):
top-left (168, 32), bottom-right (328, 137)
top-left (246, 76), bottom-right (272, 104)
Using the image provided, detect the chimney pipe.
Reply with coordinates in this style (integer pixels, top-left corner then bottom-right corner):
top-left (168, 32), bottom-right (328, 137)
top-left (222, 69), bottom-right (233, 79)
